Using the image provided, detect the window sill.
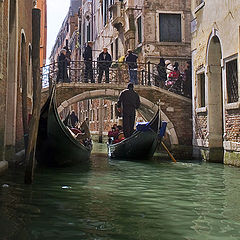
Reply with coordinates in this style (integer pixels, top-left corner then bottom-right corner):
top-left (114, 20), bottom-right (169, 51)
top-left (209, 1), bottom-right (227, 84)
top-left (225, 102), bottom-right (240, 110)
top-left (157, 42), bottom-right (185, 46)
top-left (194, 2), bottom-right (205, 14)
top-left (196, 106), bottom-right (207, 113)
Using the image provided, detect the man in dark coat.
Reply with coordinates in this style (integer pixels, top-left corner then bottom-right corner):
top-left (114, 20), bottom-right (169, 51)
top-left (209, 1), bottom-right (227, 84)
top-left (83, 41), bottom-right (94, 83)
top-left (125, 49), bottom-right (138, 84)
top-left (156, 57), bottom-right (167, 88)
top-left (57, 49), bottom-right (69, 83)
top-left (70, 110), bottom-right (79, 128)
top-left (97, 47), bottom-right (112, 83)
top-left (117, 83), bottom-right (140, 138)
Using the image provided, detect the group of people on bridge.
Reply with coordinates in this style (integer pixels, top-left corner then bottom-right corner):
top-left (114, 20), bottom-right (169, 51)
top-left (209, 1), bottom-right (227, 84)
top-left (56, 41), bottom-right (140, 85)
top-left (155, 58), bottom-right (192, 98)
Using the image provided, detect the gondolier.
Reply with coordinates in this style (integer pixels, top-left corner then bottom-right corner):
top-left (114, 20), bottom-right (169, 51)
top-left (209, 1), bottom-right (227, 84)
top-left (117, 83), bottom-right (140, 138)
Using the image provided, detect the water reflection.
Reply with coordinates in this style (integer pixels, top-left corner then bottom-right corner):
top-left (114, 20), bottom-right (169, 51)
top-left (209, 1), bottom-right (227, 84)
top-left (0, 143), bottom-right (240, 239)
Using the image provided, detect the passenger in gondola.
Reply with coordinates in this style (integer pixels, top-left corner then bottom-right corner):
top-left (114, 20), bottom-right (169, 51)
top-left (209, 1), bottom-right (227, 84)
top-left (117, 83), bottom-right (140, 138)
top-left (69, 110), bottom-right (79, 128)
top-left (70, 120), bottom-right (91, 146)
top-left (113, 125), bottom-right (125, 143)
top-left (108, 125), bottom-right (119, 144)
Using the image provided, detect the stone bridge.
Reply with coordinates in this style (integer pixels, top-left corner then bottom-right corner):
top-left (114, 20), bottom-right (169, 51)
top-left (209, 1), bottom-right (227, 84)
top-left (41, 83), bottom-right (192, 146)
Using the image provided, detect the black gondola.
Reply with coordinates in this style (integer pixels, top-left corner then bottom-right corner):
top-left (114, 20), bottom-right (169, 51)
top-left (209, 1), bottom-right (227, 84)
top-left (107, 110), bottom-right (163, 160)
top-left (36, 87), bottom-right (92, 167)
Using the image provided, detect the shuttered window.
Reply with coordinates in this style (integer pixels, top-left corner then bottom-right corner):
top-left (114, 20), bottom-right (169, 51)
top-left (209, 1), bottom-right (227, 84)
top-left (159, 13), bottom-right (181, 42)
top-left (226, 59), bottom-right (238, 103)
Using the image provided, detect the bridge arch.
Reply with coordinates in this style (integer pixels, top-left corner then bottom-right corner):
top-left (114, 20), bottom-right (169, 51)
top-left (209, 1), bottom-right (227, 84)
top-left (57, 89), bottom-right (179, 145)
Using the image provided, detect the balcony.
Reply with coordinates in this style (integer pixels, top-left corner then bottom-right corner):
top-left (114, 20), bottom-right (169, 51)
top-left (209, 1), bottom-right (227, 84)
top-left (109, 1), bottom-right (125, 31)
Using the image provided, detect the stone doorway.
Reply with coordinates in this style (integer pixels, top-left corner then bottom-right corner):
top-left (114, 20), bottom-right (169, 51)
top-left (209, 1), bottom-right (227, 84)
top-left (206, 34), bottom-right (224, 163)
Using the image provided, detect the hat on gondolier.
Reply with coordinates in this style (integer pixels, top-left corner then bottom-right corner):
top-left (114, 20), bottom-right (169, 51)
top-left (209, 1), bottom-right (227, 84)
top-left (127, 82), bottom-right (134, 89)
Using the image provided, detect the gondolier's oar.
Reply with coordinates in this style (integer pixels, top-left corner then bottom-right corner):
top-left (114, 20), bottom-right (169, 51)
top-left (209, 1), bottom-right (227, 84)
top-left (157, 99), bottom-right (176, 163)
top-left (161, 142), bottom-right (177, 163)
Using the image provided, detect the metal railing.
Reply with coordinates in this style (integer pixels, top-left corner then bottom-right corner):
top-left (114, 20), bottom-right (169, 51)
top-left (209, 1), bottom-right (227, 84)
top-left (41, 60), bottom-right (191, 98)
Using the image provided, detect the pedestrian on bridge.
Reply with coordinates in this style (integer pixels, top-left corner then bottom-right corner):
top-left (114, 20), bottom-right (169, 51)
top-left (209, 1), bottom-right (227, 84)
top-left (97, 47), bottom-right (112, 83)
top-left (57, 49), bottom-right (69, 83)
top-left (117, 83), bottom-right (140, 138)
top-left (126, 49), bottom-right (138, 85)
top-left (83, 41), bottom-right (94, 83)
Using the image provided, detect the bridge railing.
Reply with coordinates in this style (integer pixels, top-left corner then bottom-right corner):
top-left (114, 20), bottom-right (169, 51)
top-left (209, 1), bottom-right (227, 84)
top-left (41, 60), bottom-right (191, 98)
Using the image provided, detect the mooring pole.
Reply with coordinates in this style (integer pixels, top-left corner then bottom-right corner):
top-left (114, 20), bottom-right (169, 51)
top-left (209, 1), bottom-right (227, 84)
top-left (24, 8), bottom-right (41, 184)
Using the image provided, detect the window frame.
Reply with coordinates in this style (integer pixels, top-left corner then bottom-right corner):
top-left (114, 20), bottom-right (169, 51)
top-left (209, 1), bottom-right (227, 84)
top-left (156, 11), bottom-right (184, 43)
top-left (137, 15), bottom-right (142, 44)
top-left (196, 68), bottom-right (206, 110)
top-left (224, 55), bottom-right (239, 106)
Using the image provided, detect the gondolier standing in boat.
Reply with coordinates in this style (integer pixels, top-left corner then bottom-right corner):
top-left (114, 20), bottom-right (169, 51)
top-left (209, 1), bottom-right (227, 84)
top-left (117, 83), bottom-right (140, 138)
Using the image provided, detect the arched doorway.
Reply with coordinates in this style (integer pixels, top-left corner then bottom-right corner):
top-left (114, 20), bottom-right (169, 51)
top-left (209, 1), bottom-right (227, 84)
top-left (206, 33), bottom-right (224, 163)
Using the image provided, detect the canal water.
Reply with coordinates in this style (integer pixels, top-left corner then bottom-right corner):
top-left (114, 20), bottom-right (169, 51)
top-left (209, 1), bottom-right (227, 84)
top-left (1, 143), bottom-right (240, 240)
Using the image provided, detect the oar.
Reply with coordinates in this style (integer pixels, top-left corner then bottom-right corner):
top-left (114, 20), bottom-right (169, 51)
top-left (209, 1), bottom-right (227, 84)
top-left (161, 141), bottom-right (177, 163)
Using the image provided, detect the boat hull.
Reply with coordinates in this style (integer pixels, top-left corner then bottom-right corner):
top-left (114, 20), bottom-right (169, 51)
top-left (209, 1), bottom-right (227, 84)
top-left (36, 88), bottom-right (92, 167)
top-left (108, 111), bottom-right (161, 160)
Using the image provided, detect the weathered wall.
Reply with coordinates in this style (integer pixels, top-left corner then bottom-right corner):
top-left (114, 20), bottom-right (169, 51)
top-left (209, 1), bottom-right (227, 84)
top-left (191, 0), bottom-right (240, 165)
top-left (0, 0), bottom-right (8, 160)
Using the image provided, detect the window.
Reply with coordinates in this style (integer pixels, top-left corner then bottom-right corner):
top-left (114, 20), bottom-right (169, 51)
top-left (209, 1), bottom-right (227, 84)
top-left (111, 105), bottom-right (114, 119)
top-left (103, 0), bottom-right (109, 26)
top-left (159, 13), bottom-right (181, 42)
top-left (111, 43), bottom-right (114, 57)
top-left (104, 106), bottom-right (108, 119)
top-left (197, 73), bottom-right (205, 107)
top-left (137, 16), bottom-right (142, 44)
top-left (226, 59), bottom-right (238, 103)
top-left (87, 23), bottom-right (91, 42)
top-left (115, 38), bottom-right (118, 60)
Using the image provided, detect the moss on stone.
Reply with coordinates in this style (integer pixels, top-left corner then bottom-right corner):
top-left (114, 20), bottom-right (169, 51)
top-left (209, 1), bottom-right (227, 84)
top-left (224, 151), bottom-right (240, 167)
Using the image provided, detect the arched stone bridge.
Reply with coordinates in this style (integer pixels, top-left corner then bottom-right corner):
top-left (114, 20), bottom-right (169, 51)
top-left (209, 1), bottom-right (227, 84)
top-left (41, 83), bottom-right (192, 146)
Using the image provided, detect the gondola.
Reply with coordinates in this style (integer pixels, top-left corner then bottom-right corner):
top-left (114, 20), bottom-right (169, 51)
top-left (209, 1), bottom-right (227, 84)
top-left (108, 110), bottom-right (165, 160)
top-left (36, 86), bottom-right (92, 167)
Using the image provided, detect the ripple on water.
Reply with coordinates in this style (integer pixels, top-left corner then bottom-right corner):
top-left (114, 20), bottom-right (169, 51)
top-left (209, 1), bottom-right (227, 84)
top-left (1, 151), bottom-right (240, 240)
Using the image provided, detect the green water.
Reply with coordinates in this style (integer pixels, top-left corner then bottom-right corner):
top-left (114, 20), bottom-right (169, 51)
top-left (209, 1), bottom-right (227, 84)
top-left (1, 144), bottom-right (240, 240)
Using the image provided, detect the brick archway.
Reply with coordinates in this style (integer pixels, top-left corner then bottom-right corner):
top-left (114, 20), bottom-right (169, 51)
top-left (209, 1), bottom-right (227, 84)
top-left (57, 89), bottom-right (179, 145)
top-left (41, 83), bottom-right (192, 145)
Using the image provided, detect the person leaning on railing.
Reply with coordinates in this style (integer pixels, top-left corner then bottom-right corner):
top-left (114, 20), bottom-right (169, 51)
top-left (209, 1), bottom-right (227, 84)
top-left (83, 41), bottom-right (94, 83)
top-left (56, 49), bottom-right (70, 83)
top-left (126, 49), bottom-right (139, 85)
top-left (97, 47), bottom-right (112, 83)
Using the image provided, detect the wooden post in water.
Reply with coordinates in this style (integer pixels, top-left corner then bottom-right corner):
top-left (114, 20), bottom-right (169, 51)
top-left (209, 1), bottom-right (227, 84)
top-left (21, 38), bottom-right (29, 150)
top-left (24, 8), bottom-right (41, 184)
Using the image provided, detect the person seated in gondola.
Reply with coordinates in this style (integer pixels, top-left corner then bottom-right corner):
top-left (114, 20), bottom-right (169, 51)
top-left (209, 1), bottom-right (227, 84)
top-left (113, 125), bottom-right (125, 144)
top-left (70, 120), bottom-right (91, 145)
top-left (108, 125), bottom-right (119, 144)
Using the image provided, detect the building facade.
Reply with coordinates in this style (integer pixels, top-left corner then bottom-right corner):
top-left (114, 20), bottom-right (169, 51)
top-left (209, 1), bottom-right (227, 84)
top-left (37, 0), bottom-right (47, 67)
top-left (80, 0), bottom-right (191, 69)
top-left (191, 0), bottom-right (240, 165)
top-left (0, 0), bottom-right (46, 173)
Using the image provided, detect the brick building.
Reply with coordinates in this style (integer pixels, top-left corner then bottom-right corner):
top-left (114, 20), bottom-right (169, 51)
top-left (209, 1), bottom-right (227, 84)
top-left (191, 0), bottom-right (240, 165)
top-left (37, 0), bottom-right (47, 67)
top-left (0, 0), bottom-right (46, 173)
